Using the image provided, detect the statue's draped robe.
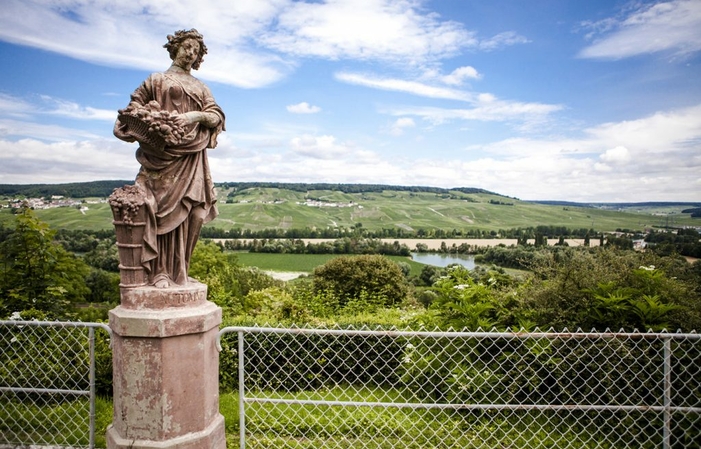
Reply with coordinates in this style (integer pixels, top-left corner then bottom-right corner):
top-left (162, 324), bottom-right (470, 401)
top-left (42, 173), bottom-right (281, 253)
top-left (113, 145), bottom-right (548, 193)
top-left (114, 69), bottom-right (225, 285)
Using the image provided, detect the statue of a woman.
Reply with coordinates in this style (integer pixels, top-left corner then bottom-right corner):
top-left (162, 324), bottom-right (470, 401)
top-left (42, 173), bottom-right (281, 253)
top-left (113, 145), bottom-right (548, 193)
top-left (113, 29), bottom-right (225, 288)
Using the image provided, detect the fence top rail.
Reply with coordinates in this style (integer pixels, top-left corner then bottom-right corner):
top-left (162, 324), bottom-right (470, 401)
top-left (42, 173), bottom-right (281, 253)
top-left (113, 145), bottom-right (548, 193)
top-left (217, 325), bottom-right (699, 341)
top-left (0, 320), bottom-right (112, 336)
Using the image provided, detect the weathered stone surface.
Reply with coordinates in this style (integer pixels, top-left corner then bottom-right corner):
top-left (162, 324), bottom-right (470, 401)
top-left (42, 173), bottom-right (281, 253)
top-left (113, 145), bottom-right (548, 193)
top-left (107, 282), bottom-right (224, 449)
top-left (112, 28), bottom-right (225, 288)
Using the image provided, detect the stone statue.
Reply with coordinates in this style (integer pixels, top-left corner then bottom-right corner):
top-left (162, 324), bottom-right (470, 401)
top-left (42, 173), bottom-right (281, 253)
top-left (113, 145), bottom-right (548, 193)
top-left (111, 29), bottom-right (225, 288)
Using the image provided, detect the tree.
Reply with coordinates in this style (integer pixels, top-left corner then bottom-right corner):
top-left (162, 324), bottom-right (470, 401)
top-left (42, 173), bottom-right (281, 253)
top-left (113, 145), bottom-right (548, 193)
top-left (0, 206), bottom-right (90, 318)
top-left (312, 255), bottom-right (408, 307)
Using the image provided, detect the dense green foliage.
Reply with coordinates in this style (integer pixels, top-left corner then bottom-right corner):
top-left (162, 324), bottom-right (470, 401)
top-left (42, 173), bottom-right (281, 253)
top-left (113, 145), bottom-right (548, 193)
top-left (312, 255), bottom-right (408, 308)
top-left (224, 236), bottom-right (411, 256)
top-left (2, 210), bottom-right (699, 448)
top-left (0, 181), bottom-right (129, 199)
top-left (0, 207), bottom-right (91, 318)
top-left (220, 181), bottom-right (496, 196)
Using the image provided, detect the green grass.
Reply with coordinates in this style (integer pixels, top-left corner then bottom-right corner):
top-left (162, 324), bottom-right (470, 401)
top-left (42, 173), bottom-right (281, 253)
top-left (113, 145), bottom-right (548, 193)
top-left (0, 395), bottom-right (112, 447)
top-left (219, 386), bottom-right (656, 449)
top-left (4, 187), bottom-right (697, 233)
top-left (0, 385), bottom-right (672, 448)
top-left (233, 252), bottom-right (426, 277)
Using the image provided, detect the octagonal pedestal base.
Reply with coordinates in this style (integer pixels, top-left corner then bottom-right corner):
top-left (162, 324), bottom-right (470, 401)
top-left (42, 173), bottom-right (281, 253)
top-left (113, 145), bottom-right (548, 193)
top-left (107, 282), bottom-right (225, 449)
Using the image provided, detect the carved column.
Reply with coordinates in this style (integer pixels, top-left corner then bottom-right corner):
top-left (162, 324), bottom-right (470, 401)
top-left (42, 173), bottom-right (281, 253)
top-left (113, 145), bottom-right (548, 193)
top-left (106, 283), bottom-right (225, 449)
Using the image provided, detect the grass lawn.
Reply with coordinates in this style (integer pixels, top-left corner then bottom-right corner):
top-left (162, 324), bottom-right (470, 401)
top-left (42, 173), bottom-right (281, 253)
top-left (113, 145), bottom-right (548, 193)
top-left (218, 386), bottom-right (645, 449)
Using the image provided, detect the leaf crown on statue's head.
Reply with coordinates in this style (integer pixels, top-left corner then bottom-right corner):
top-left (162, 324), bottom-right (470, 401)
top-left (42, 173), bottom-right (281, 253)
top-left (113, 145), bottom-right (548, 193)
top-left (164, 28), bottom-right (208, 70)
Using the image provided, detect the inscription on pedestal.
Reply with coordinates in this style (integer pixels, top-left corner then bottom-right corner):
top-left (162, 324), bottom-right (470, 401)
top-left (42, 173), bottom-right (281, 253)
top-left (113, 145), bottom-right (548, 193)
top-left (120, 283), bottom-right (208, 310)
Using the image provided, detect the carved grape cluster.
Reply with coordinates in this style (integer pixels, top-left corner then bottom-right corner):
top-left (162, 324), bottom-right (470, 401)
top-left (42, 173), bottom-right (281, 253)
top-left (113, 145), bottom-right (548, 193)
top-left (109, 185), bottom-right (145, 225)
top-left (119, 100), bottom-right (186, 146)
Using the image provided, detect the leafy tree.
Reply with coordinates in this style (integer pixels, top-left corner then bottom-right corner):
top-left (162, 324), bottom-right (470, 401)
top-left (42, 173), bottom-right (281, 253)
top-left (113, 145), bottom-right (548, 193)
top-left (0, 206), bottom-right (90, 318)
top-left (312, 255), bottom-right (408, 307)
top-left (521, 248), bottom-right (696, 331)
top-left (189, 240), bottom-right (280, 313)
top-left (430, 266), bottom-right (498, 330)
top-left (83, 238), bottom-right (119, 272)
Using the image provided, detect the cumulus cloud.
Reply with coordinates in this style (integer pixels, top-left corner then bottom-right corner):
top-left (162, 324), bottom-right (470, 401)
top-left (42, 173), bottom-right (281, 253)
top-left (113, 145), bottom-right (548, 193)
top-left (0, 137), bottom-right (137, 183)
top-left (0, 0), bottom-right (488, 88)
top-left (599, 145), bottom-right (631, 163)
top-left (579, 0), bottom-right (701, 59)
top-left (2, 104), bottom-right (699, 201)
top-left (440, 66), bottom-right (482, 85)
top-left (388, 117), bottom-right (416, 136)
top-left (289, 134), bottom-right (350, 159)
top-left (258, 0), bottom-right (474, 64)
top-left (287, 102), bottom-right (321, 114)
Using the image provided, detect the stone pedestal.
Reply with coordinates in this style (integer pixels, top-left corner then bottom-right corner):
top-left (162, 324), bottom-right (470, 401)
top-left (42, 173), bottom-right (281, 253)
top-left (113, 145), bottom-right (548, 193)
top-left (107, 282), bottom-right (225, 449)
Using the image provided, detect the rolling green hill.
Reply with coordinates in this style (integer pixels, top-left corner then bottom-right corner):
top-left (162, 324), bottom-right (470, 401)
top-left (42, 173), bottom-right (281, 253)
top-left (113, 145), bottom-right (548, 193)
top-left (1, 182), bottom-right (698, 233)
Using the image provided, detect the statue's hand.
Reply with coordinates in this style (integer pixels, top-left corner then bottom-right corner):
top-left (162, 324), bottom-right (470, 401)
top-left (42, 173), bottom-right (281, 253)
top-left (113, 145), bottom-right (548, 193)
top-left (174, 112), bottom-right (199, 127)
top-left (176, 111), bottom-right (220, 128)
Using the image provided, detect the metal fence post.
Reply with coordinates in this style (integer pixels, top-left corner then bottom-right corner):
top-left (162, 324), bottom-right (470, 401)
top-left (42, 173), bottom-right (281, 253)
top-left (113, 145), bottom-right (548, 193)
top-left (238, 330), bottom-right (246, 449)
top-left (663, 337), bottom-right (672, 449)
top-left (88, 326), bottom-right (96, 449)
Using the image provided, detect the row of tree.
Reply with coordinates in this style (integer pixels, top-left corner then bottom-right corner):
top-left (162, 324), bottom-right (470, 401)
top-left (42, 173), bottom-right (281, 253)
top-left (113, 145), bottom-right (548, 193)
top-left (200, 225), bottom-right (602, 240)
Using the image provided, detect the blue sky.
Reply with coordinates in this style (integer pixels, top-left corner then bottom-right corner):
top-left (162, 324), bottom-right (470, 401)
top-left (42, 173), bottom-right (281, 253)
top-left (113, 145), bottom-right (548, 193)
top-left (0, 0), bottom-right (700, 202)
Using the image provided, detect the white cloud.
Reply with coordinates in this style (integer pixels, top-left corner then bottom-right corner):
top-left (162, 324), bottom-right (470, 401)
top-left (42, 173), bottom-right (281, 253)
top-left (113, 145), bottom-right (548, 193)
top-left (40, 96), bottom-right (115, 121)
top-left (599, 145), bottom-right (631, 163)
top-left (0, 137), bottom-right (137, 183)
top-left (336, 72), bottom-right (474, 101)
top-left (388, 117), bottom-right (416, 136)
top-left (0, 93), bottom-right (35, 118)
top-left (0, 119), bottom-right (104, 141)
top-left (440, 66), bottom-right (481, 85)
top-left (259, 0), bottom-right (474, 64)
top-left (478, 31), bottom-right (530, 51)
top-left (388, 96), bottom-right (563, 126)
top-left (579, 0), bottom-right (701, 59)
top-left (0, 0), bottom-right (293, 88)
top-left (0, 0), bottom-right (487, 88)
top-left (289, 134), bottom-right (350, 159)
top-left (287, 102), bottom-right (321, 114)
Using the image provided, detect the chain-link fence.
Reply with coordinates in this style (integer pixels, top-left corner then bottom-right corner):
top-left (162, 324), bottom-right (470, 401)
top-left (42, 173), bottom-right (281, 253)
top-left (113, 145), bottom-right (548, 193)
top-left (0, 320), bottom-right (112, 448)
top-left (218, 326), bottom-right (701, 449)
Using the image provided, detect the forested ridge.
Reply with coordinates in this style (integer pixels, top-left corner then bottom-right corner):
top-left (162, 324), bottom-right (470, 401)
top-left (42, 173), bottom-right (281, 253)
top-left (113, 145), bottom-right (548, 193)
top-left (1, 180), bottom-right (500, 198)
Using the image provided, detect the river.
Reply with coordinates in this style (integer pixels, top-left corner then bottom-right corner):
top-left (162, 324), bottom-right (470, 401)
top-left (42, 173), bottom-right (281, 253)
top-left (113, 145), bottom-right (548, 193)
top-left (410, 252), bottom-right (477, 269)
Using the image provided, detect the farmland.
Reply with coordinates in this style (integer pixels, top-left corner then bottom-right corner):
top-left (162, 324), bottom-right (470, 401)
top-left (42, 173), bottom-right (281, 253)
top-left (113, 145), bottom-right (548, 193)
top-left (2, 184), bottom-right (698, 234)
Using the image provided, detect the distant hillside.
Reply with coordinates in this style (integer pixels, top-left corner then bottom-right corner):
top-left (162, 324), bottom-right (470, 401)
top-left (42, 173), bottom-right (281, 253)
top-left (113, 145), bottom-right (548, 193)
top-left (0, 180), bottom-right (501, 199)
top-left (1, 181), bottom-right (698, 233)
top-left (532, 200), bottom-right (701, 209)
top-left (0, 180), bottom-right (130, 198)
top-left (219, 182), bottom-right (500, 196)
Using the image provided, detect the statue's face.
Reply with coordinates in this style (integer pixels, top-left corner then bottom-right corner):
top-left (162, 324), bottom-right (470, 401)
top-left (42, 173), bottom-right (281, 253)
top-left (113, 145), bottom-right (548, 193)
top-left (173, 38), bottom-right (200, 70)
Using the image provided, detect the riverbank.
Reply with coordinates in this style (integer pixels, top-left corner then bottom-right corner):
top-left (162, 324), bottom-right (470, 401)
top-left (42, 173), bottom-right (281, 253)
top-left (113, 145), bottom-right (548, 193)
top-left (213, 238), bottom-right (600, 251)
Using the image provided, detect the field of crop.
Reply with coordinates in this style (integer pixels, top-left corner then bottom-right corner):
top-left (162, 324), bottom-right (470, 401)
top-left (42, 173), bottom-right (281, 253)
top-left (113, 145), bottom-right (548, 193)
top-left (2, 186), bottom-right (698, 233)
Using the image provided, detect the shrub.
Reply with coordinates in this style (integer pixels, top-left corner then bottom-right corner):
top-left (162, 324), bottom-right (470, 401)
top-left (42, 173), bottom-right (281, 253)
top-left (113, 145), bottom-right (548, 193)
top-left (312, 255), bottom-right (408, 308)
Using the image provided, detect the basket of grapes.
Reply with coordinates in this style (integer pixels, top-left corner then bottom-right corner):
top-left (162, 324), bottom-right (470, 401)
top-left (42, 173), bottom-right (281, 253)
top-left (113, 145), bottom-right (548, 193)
top-left (118, 101), bottom-right (186, 152)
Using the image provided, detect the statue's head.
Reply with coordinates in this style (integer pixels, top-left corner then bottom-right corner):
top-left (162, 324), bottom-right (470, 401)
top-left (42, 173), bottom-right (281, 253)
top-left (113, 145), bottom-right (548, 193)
top-left (164, 29), bottom-right (208, 70)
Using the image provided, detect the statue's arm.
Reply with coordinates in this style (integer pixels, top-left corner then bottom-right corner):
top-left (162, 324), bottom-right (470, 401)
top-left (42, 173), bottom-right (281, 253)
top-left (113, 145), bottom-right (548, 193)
top-left (113, 76), bottom-right (154, 142)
